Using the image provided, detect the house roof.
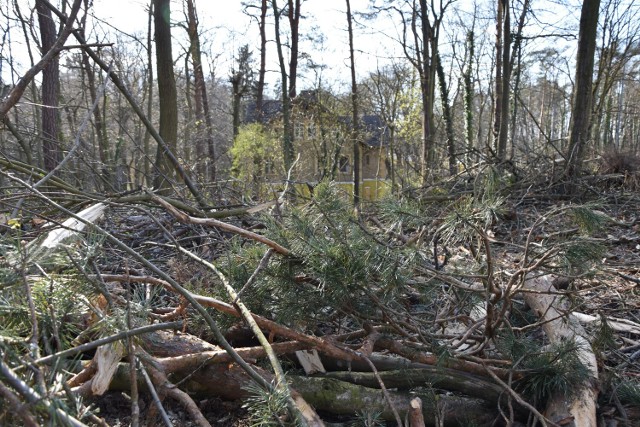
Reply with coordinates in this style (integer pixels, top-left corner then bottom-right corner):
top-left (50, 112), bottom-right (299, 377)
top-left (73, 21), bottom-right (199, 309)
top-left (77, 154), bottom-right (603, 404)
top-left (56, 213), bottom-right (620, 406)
top-left (244, 99), bottom-right (283, 124)
top-left (243, 98), bottom-right (389, 148)
top-left (360, 115), bottom-right (389, 148)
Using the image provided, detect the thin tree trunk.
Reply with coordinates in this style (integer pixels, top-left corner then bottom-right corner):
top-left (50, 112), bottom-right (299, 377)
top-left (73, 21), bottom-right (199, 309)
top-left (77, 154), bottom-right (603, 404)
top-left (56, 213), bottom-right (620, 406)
top-left (418, 0), bottom-right (434, 182)
top-left (256, 0), bottom-right (268, 120)
top-left (508, 0), bottom-right (530, 160)
top-left (436, 53), bottom-right (456, 176)
top-left (183, 55), bottom-right (192, 165)
top-left (346, 0), bottom-right (360, 209)
top-left (464, 29), bottom-right (475, 165)
top-left (186, 0), bottom-right (216, 182)
top-left (143, 0), bottom-right (154, 185)
top-left (80, 19), bottom-right (110, 187)
top-left (272, 0), bottom-right (294, 174)
top-left (287, 0), bottom-right (301, 99)
top-left (493, 0), bottom-right (511, 161)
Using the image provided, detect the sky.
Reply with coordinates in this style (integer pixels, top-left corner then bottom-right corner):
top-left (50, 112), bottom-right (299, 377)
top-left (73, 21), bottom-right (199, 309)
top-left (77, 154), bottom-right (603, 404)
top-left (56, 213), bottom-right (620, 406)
top-left (88, 0), bottom-right (399, 95)
top-left (1, 0), bottom-right (584, 96)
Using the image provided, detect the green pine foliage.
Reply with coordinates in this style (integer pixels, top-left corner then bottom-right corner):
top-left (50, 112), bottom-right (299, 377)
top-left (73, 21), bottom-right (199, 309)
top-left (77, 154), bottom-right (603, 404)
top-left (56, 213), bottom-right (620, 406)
top-left (569, 205), bottom-right (608, 235)
top-left (225, 181), bottom-right (420, 327)
top-left (498, 332), bottom-right (591, 403)
top-left (615, 379), bottom-right (640, 406)
top-left (351, 410), bottom-right (385, 426)
top-left (242, 380), bottom-right (291, 426)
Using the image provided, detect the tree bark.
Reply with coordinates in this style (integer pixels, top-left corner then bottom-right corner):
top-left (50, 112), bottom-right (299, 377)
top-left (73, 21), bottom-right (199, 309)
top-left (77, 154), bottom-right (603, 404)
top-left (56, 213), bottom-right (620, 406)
top-left (523, 275), bottom-right (598, 427)
top-left (565, 0), bottom-right (601, 181)
top-left (346, 0), bottom-right (360, 209)
top-left (493, 0), bottom-right (511, 162)
top-left (324, 367), bottom-right (503, 403)
top-left (272, 0), bottom-right (295, 174)
top-left (463, 29), bottom-right (475, 165)
top-left (287, 0), bottom-right (301, 99)
top-left (436, 53), bottom-right (456, 176)
top-left (152, 0), bottom-right (179, 192)
top-left (256, 0), bottom-right (268, 120)
top-left (186, 0), bottom-right (216, 182)
top-left (35, 0), bottom-right (62, 172)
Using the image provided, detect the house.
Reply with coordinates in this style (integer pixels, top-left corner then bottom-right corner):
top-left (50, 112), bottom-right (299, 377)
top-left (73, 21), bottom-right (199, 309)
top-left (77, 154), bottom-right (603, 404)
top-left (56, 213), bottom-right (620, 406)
top-left (241, 90), bottom-right (390, 200)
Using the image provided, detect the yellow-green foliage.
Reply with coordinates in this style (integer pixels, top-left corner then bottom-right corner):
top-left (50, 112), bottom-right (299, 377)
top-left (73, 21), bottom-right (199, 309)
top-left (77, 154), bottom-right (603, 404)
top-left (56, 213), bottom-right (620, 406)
top-left (231, 123), bottom-right (282, 183)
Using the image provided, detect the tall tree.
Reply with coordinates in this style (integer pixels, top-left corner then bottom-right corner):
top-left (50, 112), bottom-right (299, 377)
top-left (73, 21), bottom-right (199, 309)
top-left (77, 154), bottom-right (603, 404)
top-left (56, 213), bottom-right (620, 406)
top-left (463, 28), bottom-right (476, 166)
top-left (272, 0), bottom-right (295, 173)
top-left (257, 0), bottom-right (268, 117)
top-left (508, 0), bottom-right (531, 160)
top-left (436, 53), bottom-right (456, 176)
top-left (565, 0), bottom-right (601, 180)
top-left (230, 45), bottom-right (255, 140)
top-left (186, 0), bottom-right (216, 182)
top-left (242, 0), bottom-right (269, 120)
top-left (143, 0), bottom-right (154, 184)
top-left (152, 0), bottom-right (179, 191)
top-left (35, 0), bottom-right (62, 171)
top-left (80, 0), bottom-right (110, 186)
top-left (493, 0), bottom-right (511, 161)
top-left (362, 63), bottom-right (411, 192)
top-left (389, 0), bottom-right (451, 183)
top-left (346, 0), bottom-right (360, 209)
top-left (287, 0), bottom-right (301, 99)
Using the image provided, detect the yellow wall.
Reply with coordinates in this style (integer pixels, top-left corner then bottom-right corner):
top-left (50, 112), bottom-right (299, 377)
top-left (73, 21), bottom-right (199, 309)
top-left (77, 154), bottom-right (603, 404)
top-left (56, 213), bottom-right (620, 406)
top-left (259, 180), bottom-right (390, 202)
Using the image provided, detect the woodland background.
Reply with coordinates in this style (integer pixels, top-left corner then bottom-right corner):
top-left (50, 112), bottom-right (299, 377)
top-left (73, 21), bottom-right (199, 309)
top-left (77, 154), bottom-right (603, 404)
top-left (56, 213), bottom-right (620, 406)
top-left (0, 0), bottom-right (639, 426)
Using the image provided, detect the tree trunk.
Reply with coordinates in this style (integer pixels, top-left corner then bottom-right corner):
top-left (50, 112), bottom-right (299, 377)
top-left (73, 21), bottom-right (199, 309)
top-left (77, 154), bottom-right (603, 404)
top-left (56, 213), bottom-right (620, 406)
top-left (152, 0), bottom-right (179, 192)
top-left (143, 0), bottom-right (154, 185)
top-left (464, 29), bottom-right (475, 166)
top-left (287, 0), bottom-right (301, 99)
top-left (346, 0), bottom-right (360, 209)
top-left (256, 0), bottom-right (268, 120)
top-left (493, 0), bottom-right (511, 162)
top-left (272, 0), bottom-right (295, 174)
top-left (436, 53), bottom-right (456, 176)
top-left (35, 0), bottom-right (62, 172)
top-left (186, 0), bottom-right (216, 183)
top-left (418, 0), bottom-right (435, 183)
top-left (565, 0), bottom-right (601, 181)
top-left (523, 275), bottom-right (598, 427)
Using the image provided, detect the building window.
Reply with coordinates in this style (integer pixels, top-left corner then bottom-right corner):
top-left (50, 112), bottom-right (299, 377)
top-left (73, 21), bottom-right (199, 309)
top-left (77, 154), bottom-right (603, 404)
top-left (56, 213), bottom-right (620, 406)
top-left (308, 123), bottom-right (317, 139)
top-left (339, 156), bottom-right (350, 173)
top-left (366, 154), bottom-right (371, 166)
top-left (265, 160), bottom-right (274, 176)
top-left (294, 122), bottom-right (304, 139)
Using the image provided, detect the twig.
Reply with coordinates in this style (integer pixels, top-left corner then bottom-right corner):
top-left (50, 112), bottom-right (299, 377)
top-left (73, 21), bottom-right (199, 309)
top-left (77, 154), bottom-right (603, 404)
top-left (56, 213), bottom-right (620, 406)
top-left (98, 274), bottom-right (357, 362)
top-left (127, 290), bottom-right (140, 427)
top-left (26, 321), bottom-right (183, 368)
top-left (139, 351), bottom-right (211, 427)
top-left (482, 364), bottom-right (556, 427)
top-left (2, 173), bottom-right (273, 397)
top-left (0, 0), bottom-right (83, 119)
top-left (149, 193), bottom-right (291, 255)
top-left (0, 359), bottom-right (89, 427)
top-left (138, 360), bottom-right (173, 427)
top-left (0, 381), bottom-right (39, 427)
top-left (175, 245), bottom-right (309, 427)
top-left (361, 355), bottom-right (404, 427)
top-left (234, 248), bottom-right (274, 303)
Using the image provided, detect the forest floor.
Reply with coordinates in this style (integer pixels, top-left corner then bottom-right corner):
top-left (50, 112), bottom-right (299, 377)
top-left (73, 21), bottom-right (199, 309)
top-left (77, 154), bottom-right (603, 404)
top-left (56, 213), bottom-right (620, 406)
top-left (83, 175), bottom-right (640, 427)
top-left (0, 174), bottom-right (640, 427)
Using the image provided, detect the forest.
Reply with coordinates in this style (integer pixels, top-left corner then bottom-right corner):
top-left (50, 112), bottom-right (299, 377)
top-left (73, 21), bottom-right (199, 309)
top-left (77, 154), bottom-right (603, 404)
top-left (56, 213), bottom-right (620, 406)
top-left (0, 0), bottom-right (639, 426)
